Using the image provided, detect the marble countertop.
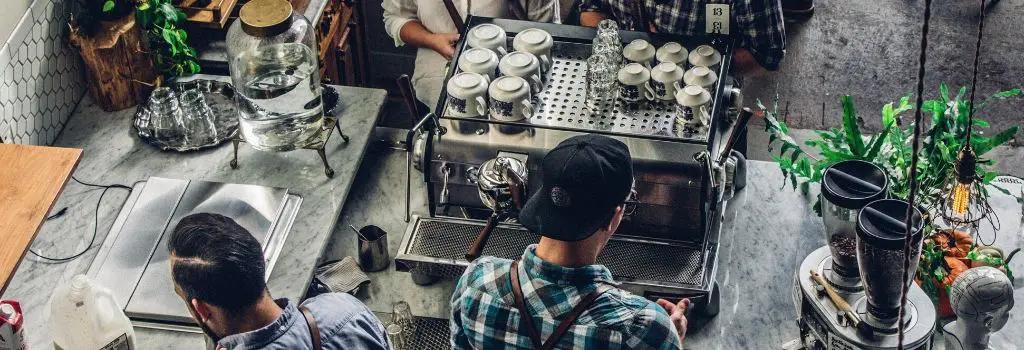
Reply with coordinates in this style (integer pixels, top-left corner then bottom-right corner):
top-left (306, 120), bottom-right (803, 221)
top-left (0, 74), bottom-right (387, 348)
top-left (324, 151), bottom-right (1024, 349)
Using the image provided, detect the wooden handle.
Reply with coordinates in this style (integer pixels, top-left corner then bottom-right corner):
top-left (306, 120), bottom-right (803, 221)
top-left (466, 214), bottom-right (500, 261)
top-left (809, 270), bottom-right (853, 312)
top-left (718, 108), bottom-right (754, 165)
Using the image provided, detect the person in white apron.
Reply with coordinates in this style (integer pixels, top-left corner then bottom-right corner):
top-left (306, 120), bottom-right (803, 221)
top-left (383, 0), bottom-right (559, 108)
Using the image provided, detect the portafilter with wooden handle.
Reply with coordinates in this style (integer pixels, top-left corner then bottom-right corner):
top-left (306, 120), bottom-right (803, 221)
top-left (465, 157), bottom-right (528, 261)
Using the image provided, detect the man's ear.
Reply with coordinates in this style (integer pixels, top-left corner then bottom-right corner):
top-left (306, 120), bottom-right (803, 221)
top-left (605, 206), bottom-right (624, 232)
top-left (192, 299), bottom-right (214, 322)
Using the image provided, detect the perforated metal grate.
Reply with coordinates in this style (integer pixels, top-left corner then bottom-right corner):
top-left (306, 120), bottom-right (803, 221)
top-left (530, 41), bottom-right (707, 141)
top-left (408, 317), bottom-right (452, 350)
top-left (447, 41), bottom-right (710, 141)
top-left (404, 218), bottom-right (706, 286)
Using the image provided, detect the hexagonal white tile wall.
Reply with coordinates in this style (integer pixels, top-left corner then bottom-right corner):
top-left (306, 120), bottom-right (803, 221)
top-left (0, 0), bottom-right (85, 145)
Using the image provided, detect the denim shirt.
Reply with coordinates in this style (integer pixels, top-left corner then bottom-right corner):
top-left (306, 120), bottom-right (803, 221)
top-left (216, 293), bottom-right (390, 350)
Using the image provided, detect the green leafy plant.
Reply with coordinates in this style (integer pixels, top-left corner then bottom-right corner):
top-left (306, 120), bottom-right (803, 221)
top-left (73, 0), bottom-right (200, 79)
top-left (760, 84), bottom-right (1021, 215)
top-left (135, 0), bottom-right (201, 78)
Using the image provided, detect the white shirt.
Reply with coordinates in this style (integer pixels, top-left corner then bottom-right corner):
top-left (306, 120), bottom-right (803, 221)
top-left (382, 0), bottom-right (559, 107)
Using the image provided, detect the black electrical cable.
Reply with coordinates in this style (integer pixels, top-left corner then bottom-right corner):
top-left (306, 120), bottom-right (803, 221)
top-left (965, 0), bottom-right (987, 145)
top-left (898, 0), bottom-right (935, 347)
top-left (28, 179), bottom-right (132, 262)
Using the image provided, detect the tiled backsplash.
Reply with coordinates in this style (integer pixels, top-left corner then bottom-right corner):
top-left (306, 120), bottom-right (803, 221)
top-left (0, 0), bottom-right (85, 145)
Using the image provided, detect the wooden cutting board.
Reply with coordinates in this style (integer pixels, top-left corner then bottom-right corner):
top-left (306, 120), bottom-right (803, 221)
top-left (0, 144), bottom-right (82, 295)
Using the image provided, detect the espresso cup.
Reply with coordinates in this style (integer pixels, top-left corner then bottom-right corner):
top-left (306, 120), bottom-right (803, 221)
top-left (488, 76), bottom-right (533, 122)
top-left (675, 85), bottom-right (712, 126)
top-left (650, 62), bottom-right (685, 101)
top-left (656, 42), bottom-right (688, 66)
top-left (512, 28), bottom-right (553, 73)
top-left (458, 48), bottom-right (500, 83)
top-left (467, 24), bottom-right (508, 57)
top-left (622, 39), bottom-right (655, 68)
top-left (683, 66), bottom-right (718, 90)
top-left (446, 72), bottom-right (489, 118)
top-left (688, 45), bottom-right (722, 70)
top-left (616, 63), bottom-right (654, 102)
top-left (499, 51), bottom-right (543, 94)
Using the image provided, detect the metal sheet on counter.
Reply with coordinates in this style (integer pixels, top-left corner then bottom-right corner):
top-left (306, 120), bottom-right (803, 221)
top-left (87, 177), bottom-right (302, 326)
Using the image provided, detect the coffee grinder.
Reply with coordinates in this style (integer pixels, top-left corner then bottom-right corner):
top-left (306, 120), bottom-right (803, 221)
top-left (793, 161), bottom-right (937, 349)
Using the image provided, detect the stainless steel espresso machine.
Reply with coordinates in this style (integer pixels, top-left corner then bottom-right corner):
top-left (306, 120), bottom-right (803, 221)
top-left (396, 17), bottom-right (748, 317)
top-left (793, 162), bottom-right (936, 349)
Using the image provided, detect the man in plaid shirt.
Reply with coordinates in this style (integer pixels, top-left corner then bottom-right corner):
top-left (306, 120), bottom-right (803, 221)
top-left (579, 0), bottom-right (786, 74)
top-left (450, 135), bottom-right (690, 349)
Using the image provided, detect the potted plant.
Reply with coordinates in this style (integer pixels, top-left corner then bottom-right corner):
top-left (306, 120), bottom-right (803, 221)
top-left (70, 0), bottom-right (200, 111)
top-left (760, 84), bottom-right (1021, 315)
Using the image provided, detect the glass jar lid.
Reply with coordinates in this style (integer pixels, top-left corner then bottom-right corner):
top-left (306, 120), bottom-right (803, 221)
top-left (239, 0), bottom-right (293, 37)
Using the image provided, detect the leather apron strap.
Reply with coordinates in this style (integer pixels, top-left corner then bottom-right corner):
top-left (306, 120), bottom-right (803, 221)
top-left (510, 260), bottom-right (613, 350)
top-left (442, 0), bottom-right (467, 35)
top-left (300, 306), bottom-right (322, 350)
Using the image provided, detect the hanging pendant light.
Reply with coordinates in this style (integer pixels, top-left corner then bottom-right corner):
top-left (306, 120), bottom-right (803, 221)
top-left (932, 0), bottom-right (1000, 241)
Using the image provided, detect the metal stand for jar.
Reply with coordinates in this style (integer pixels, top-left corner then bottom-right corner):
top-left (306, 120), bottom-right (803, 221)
top-left (229, 116), bottom-right (350, 178)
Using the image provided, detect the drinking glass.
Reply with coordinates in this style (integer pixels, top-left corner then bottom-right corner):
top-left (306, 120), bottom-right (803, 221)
top-left (387, 323), bottom-right (408, 350)
top-left (179, 89), bottom-right (219, 147)
top-left (587, 55), bottom-right (617, 107)
top-left (391, 301), bottom-right (414, 333)
top-left (148, 87), bottom-right (187, 144)
top-left (593, 20), bottom-right (623, 64)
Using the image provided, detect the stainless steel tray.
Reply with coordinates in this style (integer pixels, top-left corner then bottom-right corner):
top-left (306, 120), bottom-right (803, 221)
top-left (133, 79), bottom-right (239, 152)
top-left (439, 17), bottom-right (734, 144)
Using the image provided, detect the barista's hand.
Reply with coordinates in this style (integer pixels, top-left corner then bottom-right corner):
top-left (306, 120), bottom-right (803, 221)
top-left (656, 298), bottom-right (690, 345)
top-left (429, 32), bottom-right (461, 60)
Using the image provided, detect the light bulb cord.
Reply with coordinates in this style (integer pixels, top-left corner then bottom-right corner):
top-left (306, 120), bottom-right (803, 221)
top-left (966, 0), bottom-right (987, 145)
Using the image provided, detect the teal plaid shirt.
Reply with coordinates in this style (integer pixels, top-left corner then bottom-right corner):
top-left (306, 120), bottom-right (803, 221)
top-left (579, 0), bottom-right (787, 70)
top-left (450, 245), bottom-right (682, 349)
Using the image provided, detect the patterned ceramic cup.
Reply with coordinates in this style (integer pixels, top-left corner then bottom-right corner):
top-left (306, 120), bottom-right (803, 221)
top-left (616, 63), bottom-right (654, 103)
top-left (446, 72), bottom-right (489, 118)
top-left (513, 28), bottom-right (553, 72)
top-left (650, 62), bottom-right (685, 101)
top-left (458, 48), bottom-right (500, 84)
top-left (488, 76), bottom-right (533, 122)
top-left (467, 24), bottom-right (508, 57)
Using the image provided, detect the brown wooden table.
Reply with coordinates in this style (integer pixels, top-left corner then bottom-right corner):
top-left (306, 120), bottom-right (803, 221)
top-left (0, 144), bottom-right (82, 295)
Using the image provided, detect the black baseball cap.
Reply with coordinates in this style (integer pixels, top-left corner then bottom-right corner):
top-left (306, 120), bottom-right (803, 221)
top-left (518, 134), bottom-right (634, 241)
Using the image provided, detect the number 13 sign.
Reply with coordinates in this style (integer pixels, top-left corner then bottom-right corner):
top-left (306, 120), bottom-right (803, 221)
top-left (706, 4), bottom-right (730, 35)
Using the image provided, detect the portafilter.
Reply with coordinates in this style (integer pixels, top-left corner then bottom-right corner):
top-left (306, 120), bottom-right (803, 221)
top-left (465, 156), bottom-right (528, 261)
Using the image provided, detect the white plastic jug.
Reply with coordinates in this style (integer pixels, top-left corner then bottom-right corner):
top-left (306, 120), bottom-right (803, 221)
top-left (51, 275), bottom-right (136, 350)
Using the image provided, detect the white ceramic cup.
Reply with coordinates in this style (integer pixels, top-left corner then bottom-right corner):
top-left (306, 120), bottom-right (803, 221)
top-left (683, 66), bottom-right (718, 90)
top-left (512, 28), bottom-right (553, 72)
top-left (458, 48), bottom-right (500, 84)
top-left (499, 51), bottom-right (543, 94)
top-left (616, 63), bottom-right (654, 102)
top-left (488, 76), bottom-right (533, 122)
top-left (650, 62), bottom-right (685, 101)
top-left (688, 45), bottom-right (722, 69)
top-left (467, 24), bottom-right (508, 58)
top-left (446, 72), bottom-right (489, 118)
top-left (656, 42), bottom-right (688, 66)
top-left (622, 39), bottom-right (656, 68)
top-left (675, 85), bottom-right (712, 126)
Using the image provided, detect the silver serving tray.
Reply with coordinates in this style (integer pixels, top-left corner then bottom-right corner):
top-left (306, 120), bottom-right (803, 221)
top-left (133, 79), bottom-right (239, 152)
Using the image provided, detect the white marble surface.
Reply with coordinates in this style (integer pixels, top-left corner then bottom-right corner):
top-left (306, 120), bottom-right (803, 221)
top-left (326, 151), bottom-right (1024, 349)
top-left (0, 74), bottom-right (387, 349)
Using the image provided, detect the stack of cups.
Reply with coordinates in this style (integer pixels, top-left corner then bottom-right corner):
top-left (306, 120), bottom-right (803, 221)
top-left (592, 20), bottom-right (622, 67)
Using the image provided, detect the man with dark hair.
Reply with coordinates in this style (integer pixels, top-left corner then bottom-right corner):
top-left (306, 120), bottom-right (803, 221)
top-left (450, 134), bottom-right (690, 349)
top-left (168, 213), bottom-right (390, 350)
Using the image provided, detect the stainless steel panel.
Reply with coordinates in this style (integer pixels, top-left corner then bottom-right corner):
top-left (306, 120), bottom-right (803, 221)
top-left (87, 178), bottom-right (190, 309)
top-left (126, 180), bottom-right (289, 324)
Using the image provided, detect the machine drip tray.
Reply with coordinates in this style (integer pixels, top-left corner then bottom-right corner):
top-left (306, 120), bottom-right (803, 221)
top-left (395, 216), bottom-right (709, 289)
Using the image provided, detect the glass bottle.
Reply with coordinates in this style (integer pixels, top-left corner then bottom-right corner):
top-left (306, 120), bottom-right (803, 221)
top-left (226, 0), bottom-right (323, 152)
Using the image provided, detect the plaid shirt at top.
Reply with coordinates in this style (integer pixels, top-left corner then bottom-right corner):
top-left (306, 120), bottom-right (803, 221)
top-left (450, 245), bottom-right (682, 349)
top-left (580, 0), bottom-right (786, 70)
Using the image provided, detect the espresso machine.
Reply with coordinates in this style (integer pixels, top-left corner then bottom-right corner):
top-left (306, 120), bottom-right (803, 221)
top-left (794, 163), bottom-right (936, 349)
top-left (395, 17), bottom-right (748, 316)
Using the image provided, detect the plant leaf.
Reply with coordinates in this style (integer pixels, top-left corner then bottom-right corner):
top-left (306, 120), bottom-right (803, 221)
top-left (975, 126), bottom-right (1018, 156)
top-left (865, 121), bottom-right (894, 161)
top-left (841, 96), bottom-right (866, 156)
